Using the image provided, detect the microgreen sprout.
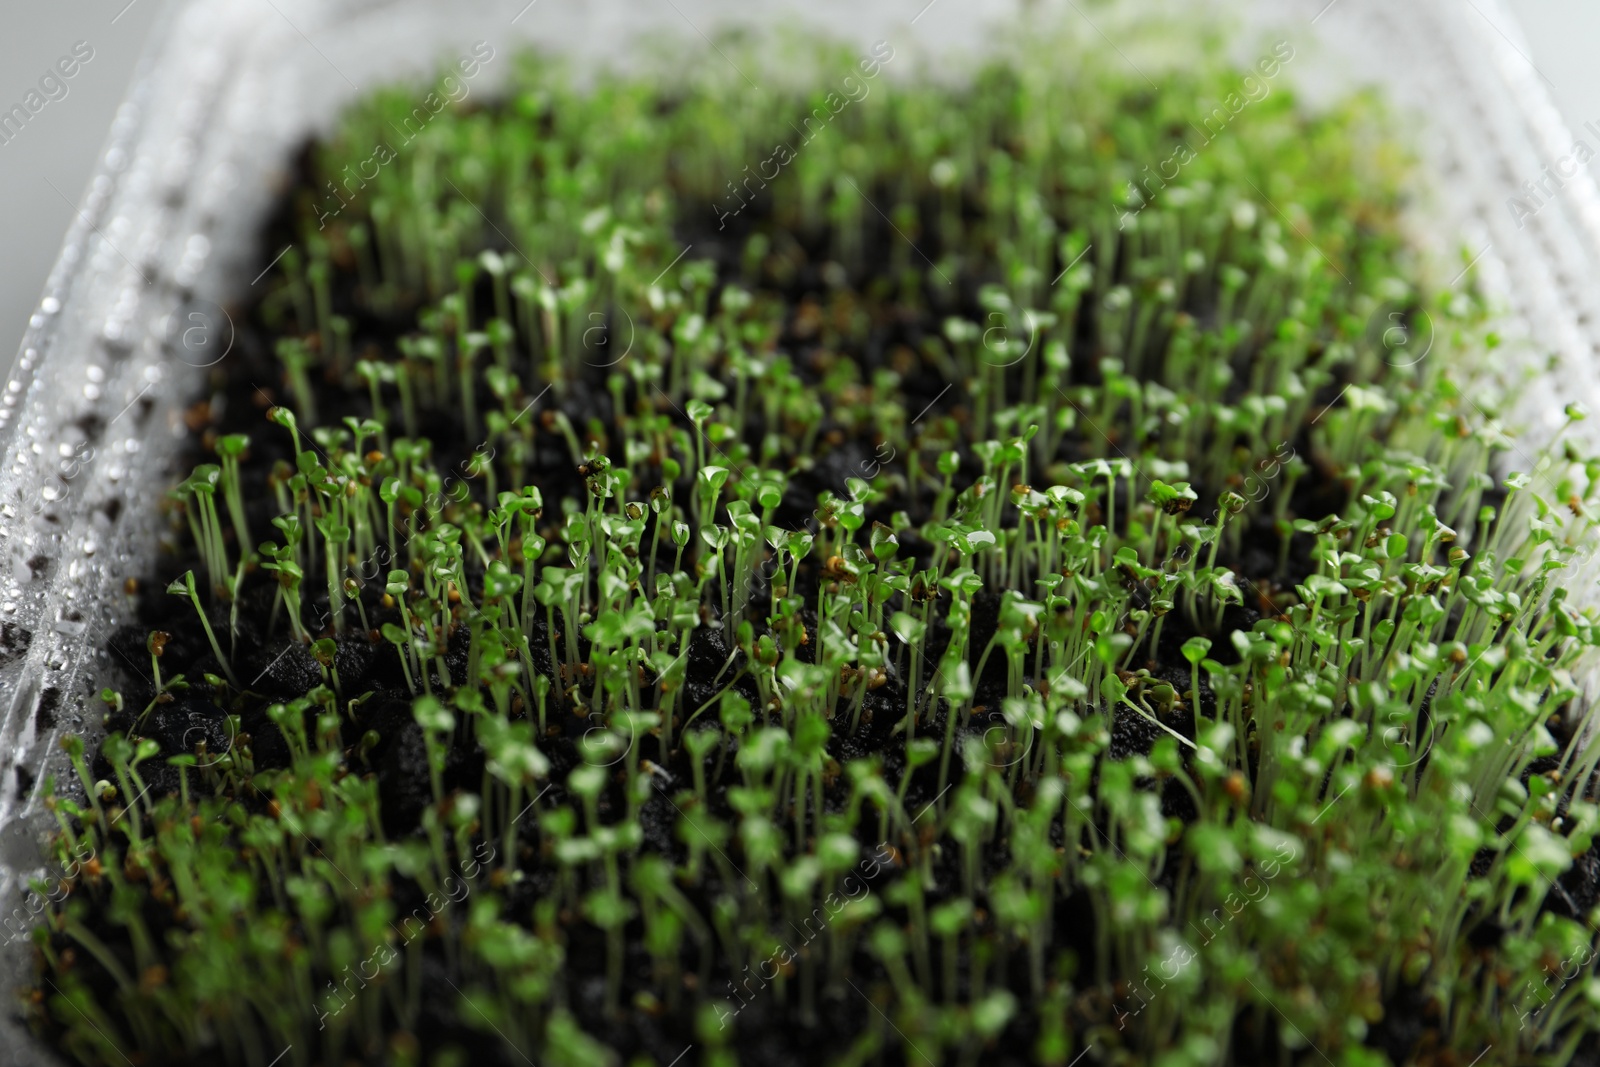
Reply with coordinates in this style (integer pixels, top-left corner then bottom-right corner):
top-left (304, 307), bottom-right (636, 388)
top-left (167, 570), bottom-right (238, 687)
top-left (28, 27), bottom-right (1600, 1067)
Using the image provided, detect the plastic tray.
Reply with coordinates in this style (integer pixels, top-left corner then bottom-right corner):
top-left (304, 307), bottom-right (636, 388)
top-left (0, 1), bottom-right (1594, 1061)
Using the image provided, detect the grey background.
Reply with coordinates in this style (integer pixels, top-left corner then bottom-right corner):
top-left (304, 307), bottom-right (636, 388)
top-left (0, 0), bottom-right (1597, 367)
top-left (0, 0), bottom-right (161, 367)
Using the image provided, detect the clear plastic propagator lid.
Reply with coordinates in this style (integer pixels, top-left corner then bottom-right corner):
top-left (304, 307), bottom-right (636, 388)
top-left (0, 1), bottom-right (1594, 1060)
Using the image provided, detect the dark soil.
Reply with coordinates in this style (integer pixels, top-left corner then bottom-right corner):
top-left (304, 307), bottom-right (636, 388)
top-left (51, 125), bottom-right (1597, 1067)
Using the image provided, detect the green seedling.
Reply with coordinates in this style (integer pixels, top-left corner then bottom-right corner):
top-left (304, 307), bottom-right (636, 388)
top-left (167, 570), bottom-right (238, 687)
top-left (27, 26), bottom-right (1600, 1067)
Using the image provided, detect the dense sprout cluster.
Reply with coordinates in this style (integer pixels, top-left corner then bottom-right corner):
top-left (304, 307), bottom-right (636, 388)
top-left (23, 33), bottom-right (1600, 1067)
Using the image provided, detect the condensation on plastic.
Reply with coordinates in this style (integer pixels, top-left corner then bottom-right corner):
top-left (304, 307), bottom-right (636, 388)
top-left (0, 0), bottom-right (1593, 1060)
